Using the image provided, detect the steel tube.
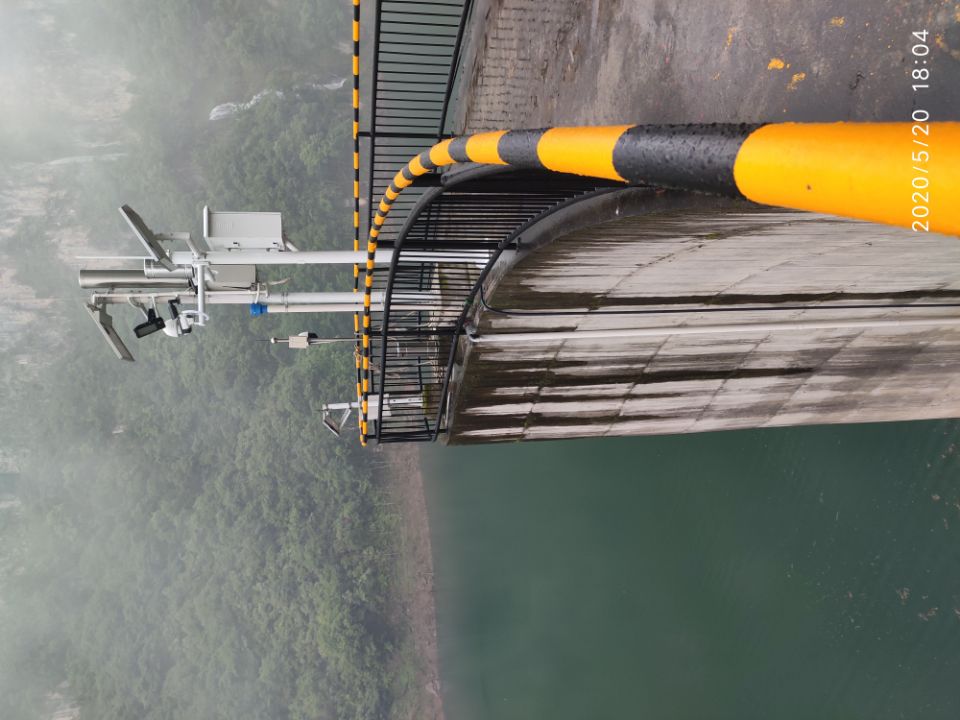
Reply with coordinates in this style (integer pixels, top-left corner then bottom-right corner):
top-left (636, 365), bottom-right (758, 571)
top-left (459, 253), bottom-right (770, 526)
top-left (260, 302), bottom-right (434, 313)
top-left (167, 249), bottom-right (482, 265)
top-left (143, 262), bottom-right (193, 279)
top-left (169, 250), bottom-right (383, 266)
top-left (261, 303), bottom-right (387, 313)
top-left (79, 270), bottom-right (190, 289)
top-left (194, 265), bottom-right (207, 326)
top-left (263, 292), bottom-right (387, 305)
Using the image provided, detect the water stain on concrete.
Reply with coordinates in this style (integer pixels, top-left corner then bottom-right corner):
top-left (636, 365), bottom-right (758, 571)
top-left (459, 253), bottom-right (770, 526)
top-left (456, 0), bottom-right (960, 131)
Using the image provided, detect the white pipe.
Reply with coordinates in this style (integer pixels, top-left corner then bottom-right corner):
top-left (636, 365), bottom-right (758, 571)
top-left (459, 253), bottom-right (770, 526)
top-left (323, 396), bottom-right (421, 411)
top-left (170, 250), bottom-right (389, 265)
top-left (194, 264), bottom-right (207, 326)
top-left (260, 302), bottom-right (438, 313)
top-left (261, 303), bottom-right (386, 313)
top-left (260, 291), bottom-right (439, 306)
top-left (168, 249), bottom-right (488, 266)
top-left (79, 270), bottom-right (190, 289)
top-left (263, 292), bottom-right (387, 305)
top-left (92, 290), bottom-right (439, 306)
top-left (469, 315), bottom-right (960, 345)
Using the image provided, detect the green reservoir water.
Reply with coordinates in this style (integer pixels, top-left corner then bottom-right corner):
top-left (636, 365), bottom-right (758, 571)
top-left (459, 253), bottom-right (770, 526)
top-left (422, 421), bottom-right (960, 719)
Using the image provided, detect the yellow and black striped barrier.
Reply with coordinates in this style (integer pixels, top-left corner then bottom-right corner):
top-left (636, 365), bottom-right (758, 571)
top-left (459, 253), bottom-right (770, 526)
top-left (351, 0), bottom-right (363, 427)
top-left (356, 122), bottom-right (960, 444)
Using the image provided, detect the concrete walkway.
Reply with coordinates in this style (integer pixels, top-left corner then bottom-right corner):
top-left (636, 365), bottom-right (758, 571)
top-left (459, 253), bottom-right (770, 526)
top-left (453, 0), bottom-right (960, 132)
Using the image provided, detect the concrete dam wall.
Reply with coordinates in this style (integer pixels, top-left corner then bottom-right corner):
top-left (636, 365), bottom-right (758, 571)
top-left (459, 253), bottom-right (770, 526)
top-left (448, 190), bottom-right (960, 442)
top-left (439, 0), bottom-right (960, 443)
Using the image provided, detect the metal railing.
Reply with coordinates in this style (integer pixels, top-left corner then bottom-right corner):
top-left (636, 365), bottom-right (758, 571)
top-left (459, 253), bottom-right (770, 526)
top-left (369, 169), bottom-right (624, 442)
top-left (356, 0), bottom-right (625, 443)
top-left (360, 0), bottom-right (475, 247)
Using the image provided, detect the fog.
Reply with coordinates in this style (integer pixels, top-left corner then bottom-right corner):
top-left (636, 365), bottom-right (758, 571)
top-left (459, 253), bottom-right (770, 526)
top-left (0, 2), bottom-right (409, 718)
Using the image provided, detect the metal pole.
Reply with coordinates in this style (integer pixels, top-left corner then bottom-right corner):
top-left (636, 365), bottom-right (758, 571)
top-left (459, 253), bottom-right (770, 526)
top-left (167, 249), bottom-right (487, 266)
top-left (79, 270), bottom-right (191, 289)
top-left (259, 303), bottom-right (387, 313)
top-left (194, 264), bottom-right (208, 325)
top-left (257, 301), bottom-right (434, 313)
top-left (169, 250), bottom-right (376, 266)
top-left (260, 291), bottom-right (440, 305)
top-left (90, 289), bottom-right (438, 307)
top-left (263, 292), bottom-right (388, 304)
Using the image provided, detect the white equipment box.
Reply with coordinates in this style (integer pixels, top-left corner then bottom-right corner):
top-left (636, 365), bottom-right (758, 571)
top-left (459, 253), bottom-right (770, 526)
top-left (203, 206), bottom-right (284, 251)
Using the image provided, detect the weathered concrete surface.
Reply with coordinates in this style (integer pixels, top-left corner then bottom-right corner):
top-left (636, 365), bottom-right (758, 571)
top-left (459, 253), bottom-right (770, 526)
top-left (445, 0), bottom-right (960, 443)
top-left (452, 0), bottom-right (960, 132)
top-left (449, 194), bottom-right (960, 442)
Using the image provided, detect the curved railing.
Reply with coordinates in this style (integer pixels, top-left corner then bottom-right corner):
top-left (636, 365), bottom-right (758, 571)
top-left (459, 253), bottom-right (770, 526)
top-left (371, 166), bottom-right (626, 442)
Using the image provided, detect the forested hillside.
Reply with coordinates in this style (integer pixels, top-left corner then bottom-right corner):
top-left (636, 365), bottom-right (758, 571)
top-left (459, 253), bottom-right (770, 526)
top-left (0, 2), bottom-right (417, 718)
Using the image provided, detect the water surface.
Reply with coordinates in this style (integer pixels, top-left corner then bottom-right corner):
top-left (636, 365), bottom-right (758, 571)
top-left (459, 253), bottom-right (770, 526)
top-left (423, 421), bottom-right (960, 719)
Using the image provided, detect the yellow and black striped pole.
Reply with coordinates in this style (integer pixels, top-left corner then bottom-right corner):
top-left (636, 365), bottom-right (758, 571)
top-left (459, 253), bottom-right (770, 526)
top-left (351, 0), bottom-right (363, 425)
top-left (356, 122), bottom-right (960, 444)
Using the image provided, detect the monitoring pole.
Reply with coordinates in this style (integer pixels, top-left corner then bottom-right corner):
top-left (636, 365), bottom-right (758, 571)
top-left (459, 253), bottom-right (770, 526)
top-left (79, 205), bottom-right (454, 360)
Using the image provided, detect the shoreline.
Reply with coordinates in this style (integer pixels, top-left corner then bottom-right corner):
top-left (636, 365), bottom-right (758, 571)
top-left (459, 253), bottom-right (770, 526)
top-left (379, 444), bottom-right (444, 720)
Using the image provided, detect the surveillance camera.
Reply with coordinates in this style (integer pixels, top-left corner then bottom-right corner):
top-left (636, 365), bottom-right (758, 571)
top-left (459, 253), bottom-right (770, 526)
top-left (133, 309), bottom-right (166, 338)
